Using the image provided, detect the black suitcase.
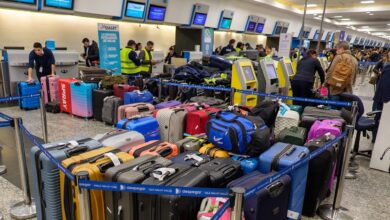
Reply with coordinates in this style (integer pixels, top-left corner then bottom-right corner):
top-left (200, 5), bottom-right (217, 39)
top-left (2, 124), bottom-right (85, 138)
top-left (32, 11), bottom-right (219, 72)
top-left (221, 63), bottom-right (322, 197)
top-left (169, 151), bottom-right (212, 167)
top-left (104, 155), bottom-right (172, 220)
top-left (198, 158), bottom-right (242, 188)
top-left (302, 135), bottom-right (338, 217)
top-left (92, 89), bottom-right (113, 121)
top-left (300, 106), bottom-right (348, 129)
top-left (140, 163), bottom-right (209, 220)
top-left (227, 171), bottom-right (291, 220)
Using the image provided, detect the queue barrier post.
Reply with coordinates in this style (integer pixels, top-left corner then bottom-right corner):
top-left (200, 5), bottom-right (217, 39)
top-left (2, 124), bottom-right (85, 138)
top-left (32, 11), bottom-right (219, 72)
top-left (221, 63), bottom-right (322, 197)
top-left (10, 117), bottom-right (37, 219)
top-left (318, 101), bottom-right (358, 220)
top-left (77, 171), bottom-right (92, 220)
top-left (39, 92), bottom-right (48, 143)
top-left (230, 187), bottom-right (245, 220)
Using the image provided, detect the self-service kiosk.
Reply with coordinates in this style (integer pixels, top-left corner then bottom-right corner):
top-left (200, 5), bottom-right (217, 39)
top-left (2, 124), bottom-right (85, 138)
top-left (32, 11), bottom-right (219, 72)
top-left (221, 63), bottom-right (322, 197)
top-left (277, 57), bottom-right (295, 96)
top-left (151, 51), bottom-right (164, 76)
top-left (318, 57), bottom-right (329, 70)
top-left (239, 50), bottom-right (259, 61)
top-left (231, 59), bottom-right (258, 106)
top-left (257, 57), bottom-right (279, 102)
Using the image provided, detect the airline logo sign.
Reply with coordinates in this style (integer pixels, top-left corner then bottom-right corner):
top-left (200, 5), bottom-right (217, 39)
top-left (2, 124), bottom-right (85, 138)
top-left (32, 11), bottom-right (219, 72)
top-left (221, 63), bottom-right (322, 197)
top-left (98, 23), bottom-right (119, 31)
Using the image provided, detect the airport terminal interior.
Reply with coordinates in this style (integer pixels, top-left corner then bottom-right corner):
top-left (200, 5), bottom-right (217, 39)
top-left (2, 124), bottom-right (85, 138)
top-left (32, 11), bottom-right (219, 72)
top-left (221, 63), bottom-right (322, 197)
top-left (0, 0), bottom-right (389, 220)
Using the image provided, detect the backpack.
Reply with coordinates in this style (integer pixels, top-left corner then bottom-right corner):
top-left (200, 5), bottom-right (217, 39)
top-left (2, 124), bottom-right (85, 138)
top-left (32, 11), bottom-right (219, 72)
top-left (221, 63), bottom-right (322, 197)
top-left (327, 55), bottom-right (353, 90)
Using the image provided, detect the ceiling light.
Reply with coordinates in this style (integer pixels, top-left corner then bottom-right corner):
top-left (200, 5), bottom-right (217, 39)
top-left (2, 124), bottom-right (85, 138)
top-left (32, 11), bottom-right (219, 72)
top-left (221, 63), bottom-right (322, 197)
top-left (361, 1), bottom-right (375, 4)
top-left (333, 16), bottom-right (343, 18)
top-left (307, 4), bottom-right (318, 7)
top-left (366, 12), bottom-right (371, 13)
top-left (340, 18), bottom-right (351, 21)
top-left (361, 26), bottom-right (369, 28)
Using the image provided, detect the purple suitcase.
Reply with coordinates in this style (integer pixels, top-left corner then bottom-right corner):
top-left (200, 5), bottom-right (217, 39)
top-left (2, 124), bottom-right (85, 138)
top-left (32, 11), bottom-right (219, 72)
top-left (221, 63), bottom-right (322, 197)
top-left (155, 100), bottom-right (182, 110)
top-left (227, 171), bottom-right (291, 220)
top-left (307, 120), bottom-right (342, 142)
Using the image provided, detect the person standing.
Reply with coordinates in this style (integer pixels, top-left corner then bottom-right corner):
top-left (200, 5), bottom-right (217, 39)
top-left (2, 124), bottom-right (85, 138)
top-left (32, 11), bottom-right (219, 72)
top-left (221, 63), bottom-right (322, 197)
top-left (135, 42), bottom-right (142, 52)
top-left (325, 41), bottom-right (358, 101)
top-left (164, 46), bottom-right (177, 64)
top-left (120, 40), bottom-right (141, 80)
top-left (256, 44), bottom-right (266, 57)
top-left (81, 38), bottom-right (100, 67)
top-left (27, 42), bottom-right (56, 82)
top-left (235, 42), bottom-right (244, 53)
top-left (220, 39), bottom-right (236, 55)
top-left (138, 41), bottom-right (157, 78)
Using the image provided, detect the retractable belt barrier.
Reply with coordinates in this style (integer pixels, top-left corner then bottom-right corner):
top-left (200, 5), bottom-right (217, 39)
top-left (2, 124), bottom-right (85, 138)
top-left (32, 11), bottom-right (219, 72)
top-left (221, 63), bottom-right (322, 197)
top-left (358, 61), bottom-right (379, 66)
top-left (0, 94), bottom-right (40, 103)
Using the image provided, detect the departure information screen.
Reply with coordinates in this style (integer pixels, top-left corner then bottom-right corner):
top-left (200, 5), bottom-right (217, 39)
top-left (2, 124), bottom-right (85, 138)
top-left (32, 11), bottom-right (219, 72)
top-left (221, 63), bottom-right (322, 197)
top-left (193, 13), bottom-right (207, 26)
top-left (148, 5), bottom-right (166, 21)
top-left (125, 1), bottom-right (145, 19)
top-left (45, 0), bottom-right (73, 9)
top-left (220, 18), bottom-right (232, 29)
top-left (246, 21), bottom-right (256, 32)
top-left (256, 23), bottom-right (264, 33)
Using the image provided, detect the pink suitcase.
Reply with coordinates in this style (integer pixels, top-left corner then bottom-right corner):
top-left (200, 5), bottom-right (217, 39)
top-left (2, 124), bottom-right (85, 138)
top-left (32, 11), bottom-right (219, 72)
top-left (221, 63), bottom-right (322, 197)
top-left (117, 103), bottom-right (155, 121)
top-left (307, 120), bottom-right (343, 142)
top-left (40, 75), bottom-right (60, 104)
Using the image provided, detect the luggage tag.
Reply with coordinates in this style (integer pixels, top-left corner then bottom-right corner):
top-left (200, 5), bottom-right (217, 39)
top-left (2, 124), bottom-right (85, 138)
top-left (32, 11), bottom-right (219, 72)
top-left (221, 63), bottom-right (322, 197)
top-left (151, 167), bottom-right (176, 181)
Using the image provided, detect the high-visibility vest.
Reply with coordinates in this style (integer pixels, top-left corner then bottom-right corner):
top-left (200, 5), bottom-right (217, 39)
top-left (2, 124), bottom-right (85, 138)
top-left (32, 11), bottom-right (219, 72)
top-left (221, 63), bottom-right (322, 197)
top-left (120, 47), bottom-right (140, 75)
top-left (235, 48), bottom-right (242, 53)
top-left (140, 48), bottom-right (153, 72)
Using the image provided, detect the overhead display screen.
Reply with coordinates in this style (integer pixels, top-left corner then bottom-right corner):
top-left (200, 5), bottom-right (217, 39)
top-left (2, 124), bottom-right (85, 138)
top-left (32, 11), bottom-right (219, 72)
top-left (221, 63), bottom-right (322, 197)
top-left (246, 21), bottom-right (256, 32)
top-left (5, 0), bottom-right (35, 4)
top-left (45, 0), bottom-right (73, 10)
top-left (266, 64), bottom-right (277, 79)
top-left (242, 66), bottom-right (255, 81)
top-left (125, 1), bottom-right (145, 19)
top-left (274, 26), bottom-right (282, 35)
top-left (256, 23), bottom-right (264, 33)
top-left (220, 18), bottom-right (232, 29)
top-left (193, 13), bottom-right (207, 26)
top-left (313, 31), bottom-right (319, 40)
top-left (148, 5), bottom-right (166, 21)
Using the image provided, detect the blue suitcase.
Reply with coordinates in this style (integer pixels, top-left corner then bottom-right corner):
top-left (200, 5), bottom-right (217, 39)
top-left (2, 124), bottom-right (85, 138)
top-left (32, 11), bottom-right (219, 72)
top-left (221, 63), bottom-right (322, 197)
top-left (170, 151), bottom-right (212, 167)
top-left (30, 138), bottom-right (102, 220)
top-left (227, 171), bottom-right (291, 220)
top-left (259, 143), bottom-right (310, 220)
top-left (231, 156), bottom-right (259, 175)
top-left (116, 116), bottom-right (160, 142)
top-left (123, 90), bottom-right (153, 105)
top-left (17, 81), bottom-right (41, 110)
top-left (70, 82), bottom-right (98, 118)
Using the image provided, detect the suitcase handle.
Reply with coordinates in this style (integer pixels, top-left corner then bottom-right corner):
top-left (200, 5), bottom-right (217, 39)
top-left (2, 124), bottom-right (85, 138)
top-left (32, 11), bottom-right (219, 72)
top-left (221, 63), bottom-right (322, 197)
top-left (285, 147), bottom-right (296, 156)
top-left (88, 149), bottom-right (120, 163)
top-left (65, 146), bottom-right (89, 157)
top-left (266, 181), bottom-right (285, 198)
top-left (137, 106), bottom-right (150, 112)
top-left (132, 160), bottom-right (156, 171)
top-left (74, 82), bottom-right (81, 86)
top-left (98, 160), bottom-right (119, 173)
top-left (157, 147), bottom-right (173, 158)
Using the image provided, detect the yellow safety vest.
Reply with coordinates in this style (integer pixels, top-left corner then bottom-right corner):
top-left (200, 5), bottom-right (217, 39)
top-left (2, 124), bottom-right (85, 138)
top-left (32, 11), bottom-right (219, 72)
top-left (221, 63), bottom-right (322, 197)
top-left (140, 48), bottom-right (153, 73)
top-left (120, 47), bottom-right (140, 75)
top-left (235, 48), bottom-right (242, 53)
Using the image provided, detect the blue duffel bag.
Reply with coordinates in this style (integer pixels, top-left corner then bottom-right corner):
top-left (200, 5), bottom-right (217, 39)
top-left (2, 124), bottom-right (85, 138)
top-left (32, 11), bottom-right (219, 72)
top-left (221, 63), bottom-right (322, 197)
top-left (206, 111), bottom-right (271, 156)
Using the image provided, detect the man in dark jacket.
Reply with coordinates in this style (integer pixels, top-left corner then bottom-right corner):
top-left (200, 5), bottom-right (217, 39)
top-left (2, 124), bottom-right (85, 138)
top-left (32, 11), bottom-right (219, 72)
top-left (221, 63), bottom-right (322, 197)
top-left (27, 42), bottom-right (56, 81)
top-left (82, 38), bottom-right (100, 67)
top-left (220, 39), bottom-right (236, 56)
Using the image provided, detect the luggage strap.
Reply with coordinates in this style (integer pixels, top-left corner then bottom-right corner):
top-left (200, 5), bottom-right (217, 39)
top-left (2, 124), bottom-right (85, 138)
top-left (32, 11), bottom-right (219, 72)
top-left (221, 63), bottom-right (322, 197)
top-left (271, 144), bottom-right (294, 171)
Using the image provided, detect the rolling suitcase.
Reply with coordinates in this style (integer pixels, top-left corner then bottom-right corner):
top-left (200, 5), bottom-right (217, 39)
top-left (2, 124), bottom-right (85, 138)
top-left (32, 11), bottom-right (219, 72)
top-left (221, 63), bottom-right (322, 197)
top-left (102, 96), bottom-right (123, 125)
top-left (227, 171), bottom-right (291, 220)
top-left (104, 155), bottom-right (172, 220)
top-left (58, 78), bottom-right (80, 113)
top-left (156, 108), bottom-right (187, 143)
top-left (199, 143), bottom-right (230, 158)
top-left (300, 106), bottom-right (346, 129)
top-left (170, 151), bottom-right (212, 167)
top-left (93, 129), bottom-right (145, 152)
top-left (40, 75), bottom-right (60, 104)
top-left (61, 149), bottom-right (134, 220)
top-left (185, 107), bottom-right (221, 135)
top-left (93, 89), bottom-right (113, 121)
top-left (139, 163), bottom-right (209, 220)
top-left (278, 126), bottom-right (307, 146)
top-left (231, 156), bottom-right (259, 175)
top-left (116, 116), bottom-right (160, 142)
top-left (307, 120), bottom-right (342, 142)
top-left (119, 103), bottom-right (154, 121)
top-left (70, 81), bottom-right (98, 118)
top-left (124, 90), bottom-right (153, 105)
top-left (31, 138), bottom-right (102, 220)
top-left (198, 157), bottom-right (242, 188)
top-left (176, 135), bottom-right (208, 152)
top-left (189, 96), bottom-right (226, 107)
top-left (79, 67), bottom-right (107, 83)
top-left (128, 140), bottom-right (179, 158)
top-left (155, 100), bottom-right (182, 110)
top-left (113, 84), bottom-right (139, 99)
top-left (303, 134), bottom-right (338, 216)
top-left (259, 143), bottom-right (310, 220)
top-left (17, 81), bottom-right (41, 110)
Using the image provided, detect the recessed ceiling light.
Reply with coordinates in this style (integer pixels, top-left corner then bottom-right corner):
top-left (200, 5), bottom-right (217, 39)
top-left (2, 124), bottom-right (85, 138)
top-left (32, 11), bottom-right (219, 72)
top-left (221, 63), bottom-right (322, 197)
top-left (361, 1), bottom-right (375, 4)
top-left (307, 4), bottom-right (318, 7)
top-left (340, 18), bottom-right (351, 21)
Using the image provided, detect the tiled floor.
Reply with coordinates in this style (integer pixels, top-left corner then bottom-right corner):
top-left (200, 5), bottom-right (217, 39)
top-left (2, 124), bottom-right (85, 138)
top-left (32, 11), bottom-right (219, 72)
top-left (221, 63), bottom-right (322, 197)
top-left (0, 75), bottom-right (389, 220)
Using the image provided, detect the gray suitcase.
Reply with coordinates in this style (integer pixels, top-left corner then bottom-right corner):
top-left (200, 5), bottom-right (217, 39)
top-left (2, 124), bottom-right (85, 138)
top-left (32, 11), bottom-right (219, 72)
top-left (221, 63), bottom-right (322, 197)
top-left (175, 134), bottom-right (208, 152)
top-left (102, 96), bottom-right (123, 125)
top-left (30, 138), bottom-right (102, 220)
top-left (156, 108), bottom-right (187, 143)
top-left (93, 129), bottom-right (145, 152)
top-left (104, 155), bottom-right (172, 220)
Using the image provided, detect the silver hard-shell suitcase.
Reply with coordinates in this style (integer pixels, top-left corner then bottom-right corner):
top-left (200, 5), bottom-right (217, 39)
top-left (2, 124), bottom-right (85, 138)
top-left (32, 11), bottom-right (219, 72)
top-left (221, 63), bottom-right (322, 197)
top-left (93, 129), bottom-right (145, 152)
top-left (156, 108), bottom-right (187, 143)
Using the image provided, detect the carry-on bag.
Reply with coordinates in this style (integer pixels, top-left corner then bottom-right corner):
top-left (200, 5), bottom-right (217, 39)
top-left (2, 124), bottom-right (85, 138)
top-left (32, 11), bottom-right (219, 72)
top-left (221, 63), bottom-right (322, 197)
top-left (274, 107), bottom-right (300, 137)
top-left (227, 171), bottom-right (291, 220)
top-left (288, 104), bottom-right (303, 115)
top-left (104, 155), bottom-right (172, 220)
top-left (122, 103), bottom-right (154, 121)
top-left (139, 163), bottom-right (209, 220)
top-left (259, 143), bottom-right (310, 220)
top-left (92, 89), bottom-right (113, 121)
top-left (102, 96), bottom-right (123, 125)
top-left (170, 151), bottom-right (212, 167)
top-left (61, 149), bottom-right (134, 220)
top-left (58, 78), bottom-right (80, 113)
top-left (189, 96), bottom-right (226, 107)
top-left (70, 81), bottom-right (98, 118)
top-left (46, 101), bottom-right (61, 113)
top-left (116, 116), bottom-right (160, 142)
top-left (124, 90), bottom-right (153, 105)
top-left (155, 100), bottom-right (182, 110)
top-left (40, 75), bottom-right (60, 104)
top-left (93, 129), bottom-right (145, 152)
top-left (199, 143), bottom-right (230, 158)
top-left (231, 156), bottom-right (259, 175)
top-left (17, 81), bottom-right (41, 110)
top-left (307, 119), bottom-right (342, 142)
top-left (128, 140), bottom-right (179, 158)
top-left (198, 157), bottom-right (242, 187)
top-left (300, 106), bottom-right (347, 129)
top-left (79, 66), bottom-right (108, 83)
top-left (113, 84), bottom-right (139, 99)
top-left (31, 138), bottom-right (102, 220)
top-left (176, 134), bottom-right (208, 152)
top-left (156, 108), bottom-right (187, 143)
top-left (186, 107), bottom-right (221, 135)
top-left (278, 126), bottom-right (307, 146)
top-left (248, 100), bottom-right (279, 127)
top-left (197, 197), bottom-right (243, 220)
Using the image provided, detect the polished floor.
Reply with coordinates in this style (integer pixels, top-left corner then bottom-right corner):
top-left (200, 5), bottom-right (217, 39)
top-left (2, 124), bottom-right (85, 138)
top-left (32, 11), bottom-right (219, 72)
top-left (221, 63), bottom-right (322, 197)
top-left (0, 75), bottom-right (389, 220)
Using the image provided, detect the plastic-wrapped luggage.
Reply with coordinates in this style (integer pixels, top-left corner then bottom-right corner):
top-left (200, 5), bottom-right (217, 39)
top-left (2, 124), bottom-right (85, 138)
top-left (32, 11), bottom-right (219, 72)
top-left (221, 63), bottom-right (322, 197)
top-left (116, 116), bottom-right (160, 142)
top-left (17, 81), bottom-right (41, 110)
top-left (70, 81), bottom-right (98, 118)
top-left (93, 129), bottom-right (145, 152)
top-left (102, 96), bottom-right (123, 125)
top-left (58, 78), bottom-right (80, 113)
top-left (123, 90), bottom-right (153, 105)
top-left (156, 108), bottom-right (187, 143)
top-left (92, 89), bottom-right (113, 121)
top-left (113, 84), bottom-right (139, 99)
top-left (40, 75), bottom-right (60, 104)
top-left (128, 140), bottom-right (179, 158)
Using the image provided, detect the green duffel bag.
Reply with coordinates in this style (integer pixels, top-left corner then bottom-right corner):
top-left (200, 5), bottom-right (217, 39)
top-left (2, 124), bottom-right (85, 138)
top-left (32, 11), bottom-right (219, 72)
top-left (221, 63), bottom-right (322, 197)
top-left (101, 75), bottom-right (128, 89)
top-left (278, 126), bottom-right (307, 146)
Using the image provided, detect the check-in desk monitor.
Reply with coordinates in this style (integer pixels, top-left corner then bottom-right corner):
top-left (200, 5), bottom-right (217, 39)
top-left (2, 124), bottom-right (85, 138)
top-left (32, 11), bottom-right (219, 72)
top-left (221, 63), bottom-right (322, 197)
top-left (231, 59), bottom-right (258, 107)
top-left (257, 58), bottom-right (279, 102)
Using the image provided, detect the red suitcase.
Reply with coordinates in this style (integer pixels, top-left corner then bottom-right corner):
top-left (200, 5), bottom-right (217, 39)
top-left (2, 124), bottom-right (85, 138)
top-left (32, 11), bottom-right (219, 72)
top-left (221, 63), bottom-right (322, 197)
top-left (186, 107), bottom-right (221, 135)
top-left (41, 75), bottom-right (60, 104)
top-left (58, 78), bottom-right (80, 113)
top-left (113, 84), bottom-right (139, 99)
